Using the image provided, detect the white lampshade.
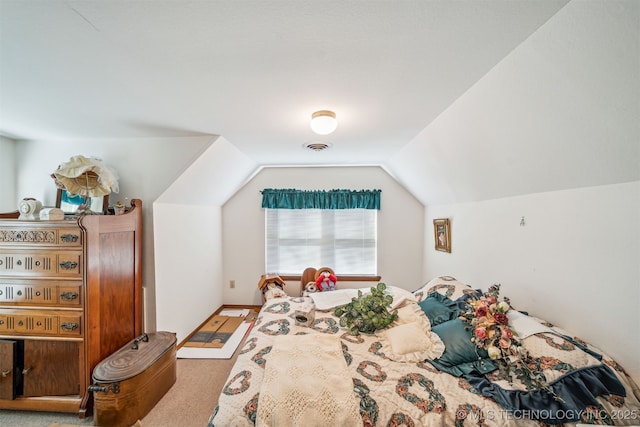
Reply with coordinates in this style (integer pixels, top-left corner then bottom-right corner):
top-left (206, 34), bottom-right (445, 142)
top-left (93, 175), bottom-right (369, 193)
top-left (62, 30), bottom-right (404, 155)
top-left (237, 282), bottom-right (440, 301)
top-left (53, 155), bottom-right (119, 197)
top-left (310, 110), bottom-right (338, 135)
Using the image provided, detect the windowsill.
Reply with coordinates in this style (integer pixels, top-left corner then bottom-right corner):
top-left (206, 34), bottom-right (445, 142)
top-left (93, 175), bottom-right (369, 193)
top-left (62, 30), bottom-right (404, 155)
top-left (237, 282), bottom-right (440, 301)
top-left (280, 274), bottom-right (381, 282)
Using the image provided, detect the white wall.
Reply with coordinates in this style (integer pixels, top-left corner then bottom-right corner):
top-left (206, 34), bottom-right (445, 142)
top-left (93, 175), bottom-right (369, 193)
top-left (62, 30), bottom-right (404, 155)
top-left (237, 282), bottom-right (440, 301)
top-left (424, 181), bottom-right (640, 383)
top-left (153, 136), bottom-right (257, 342)
top-left (9, 136), bottom-right (215, 331)
top-left (0, 136), bottom-right (16, 212)
top-left (222, 166), bottom-right (425, 305)
top-left (153, 203), bottom-right (224, 342)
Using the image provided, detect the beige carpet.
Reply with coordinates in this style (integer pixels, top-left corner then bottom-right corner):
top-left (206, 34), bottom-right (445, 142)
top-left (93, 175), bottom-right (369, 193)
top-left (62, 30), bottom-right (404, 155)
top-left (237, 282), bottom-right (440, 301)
top-left (140, 355), bottom-right (241, 426)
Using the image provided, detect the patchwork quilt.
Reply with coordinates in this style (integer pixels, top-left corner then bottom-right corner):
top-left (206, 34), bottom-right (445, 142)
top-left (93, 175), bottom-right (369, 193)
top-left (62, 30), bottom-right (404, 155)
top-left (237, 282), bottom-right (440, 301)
top-left (209, 280), bottom-right (640, 427)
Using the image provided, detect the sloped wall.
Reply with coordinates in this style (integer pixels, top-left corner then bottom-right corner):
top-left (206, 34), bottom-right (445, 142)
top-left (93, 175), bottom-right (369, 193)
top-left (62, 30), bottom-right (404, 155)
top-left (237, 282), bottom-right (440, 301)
top-left (387, 0), bottom-right (639, 206)
top-left (382, 0), bottom-right (640, 384)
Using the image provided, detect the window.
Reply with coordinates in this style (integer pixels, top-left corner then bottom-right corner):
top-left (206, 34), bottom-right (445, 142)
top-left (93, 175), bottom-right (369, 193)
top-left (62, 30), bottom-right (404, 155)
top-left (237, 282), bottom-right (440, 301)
top-left (265, 208), bottom-right (377, 275)
top-left (261, 188), bottom-right (381, 276)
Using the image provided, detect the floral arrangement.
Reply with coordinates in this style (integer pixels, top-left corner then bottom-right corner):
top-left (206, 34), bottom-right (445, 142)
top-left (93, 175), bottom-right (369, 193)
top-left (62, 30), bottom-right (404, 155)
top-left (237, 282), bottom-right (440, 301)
top-left (459, 284), bottom-right (562, 401)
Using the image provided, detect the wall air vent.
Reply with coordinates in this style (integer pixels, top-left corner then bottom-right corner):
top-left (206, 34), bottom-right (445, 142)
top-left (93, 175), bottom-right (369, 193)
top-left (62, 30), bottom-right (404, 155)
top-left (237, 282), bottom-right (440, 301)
top-left (304, 142), bottom-right (332, 152)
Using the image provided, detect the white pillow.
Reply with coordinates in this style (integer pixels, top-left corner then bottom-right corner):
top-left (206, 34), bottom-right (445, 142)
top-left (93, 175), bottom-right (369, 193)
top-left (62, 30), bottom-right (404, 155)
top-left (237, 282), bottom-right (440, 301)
top-left (386, 285), bottom-right (417, 308)
top-left (310, 289), bottom-right (361, 311)
top-left (508, 310), bottom-right (553, 339)
top-left (394, 301), bottom-right (432, 330)
top-left (378, 322), bottom-right (445, 362)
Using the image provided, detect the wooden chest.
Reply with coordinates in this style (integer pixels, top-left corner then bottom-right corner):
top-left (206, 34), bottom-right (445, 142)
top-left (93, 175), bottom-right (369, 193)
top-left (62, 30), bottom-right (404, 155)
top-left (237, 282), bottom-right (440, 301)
top-left (90, 331), bottom-right (177, 427)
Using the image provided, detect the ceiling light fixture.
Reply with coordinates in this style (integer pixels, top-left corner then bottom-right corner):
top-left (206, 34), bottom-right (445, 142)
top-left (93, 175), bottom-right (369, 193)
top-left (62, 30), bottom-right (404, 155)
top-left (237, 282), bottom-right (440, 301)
top-left (310, 110), bottom-right (337, 135)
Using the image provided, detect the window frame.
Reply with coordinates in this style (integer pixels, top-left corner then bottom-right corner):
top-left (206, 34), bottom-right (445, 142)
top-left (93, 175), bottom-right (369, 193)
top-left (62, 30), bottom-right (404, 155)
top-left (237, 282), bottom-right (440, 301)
top-left (264, 207), bottom-right (379, 277)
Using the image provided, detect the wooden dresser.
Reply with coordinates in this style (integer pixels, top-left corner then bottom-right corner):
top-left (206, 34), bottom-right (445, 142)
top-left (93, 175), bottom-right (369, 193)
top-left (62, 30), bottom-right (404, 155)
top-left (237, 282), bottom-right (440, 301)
top-left (0, 199), bottom-right (142, 417)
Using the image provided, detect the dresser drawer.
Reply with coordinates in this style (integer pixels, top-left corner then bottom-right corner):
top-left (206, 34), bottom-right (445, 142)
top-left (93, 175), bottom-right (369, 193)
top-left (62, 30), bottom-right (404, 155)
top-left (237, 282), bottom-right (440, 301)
top-left (0, 251), bottom-right (82, 277)
top-left (0, 282), bottom-right (82, 307)
top-left (0, 227), bottom-right (82, 246)
top-left (0, 310), bottom-right (82, 337)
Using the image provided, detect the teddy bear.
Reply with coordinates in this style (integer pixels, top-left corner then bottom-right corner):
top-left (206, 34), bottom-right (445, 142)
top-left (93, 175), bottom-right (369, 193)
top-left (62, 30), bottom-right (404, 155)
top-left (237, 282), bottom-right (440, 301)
top-left (315, 269), bottom-right (337, 291)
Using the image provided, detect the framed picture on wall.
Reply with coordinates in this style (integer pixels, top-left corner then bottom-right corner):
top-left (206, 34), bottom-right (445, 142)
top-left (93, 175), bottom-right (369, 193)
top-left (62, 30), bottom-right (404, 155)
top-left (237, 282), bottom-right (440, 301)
top-left (433, 218), bottom-right (451, 253)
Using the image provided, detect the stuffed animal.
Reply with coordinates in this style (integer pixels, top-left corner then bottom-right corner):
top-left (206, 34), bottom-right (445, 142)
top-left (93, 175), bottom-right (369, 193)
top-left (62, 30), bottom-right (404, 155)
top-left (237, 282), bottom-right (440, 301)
top-left (315, 269), bottom-right (337, 291)
top-left (264, 283), bottom-right (287, 300)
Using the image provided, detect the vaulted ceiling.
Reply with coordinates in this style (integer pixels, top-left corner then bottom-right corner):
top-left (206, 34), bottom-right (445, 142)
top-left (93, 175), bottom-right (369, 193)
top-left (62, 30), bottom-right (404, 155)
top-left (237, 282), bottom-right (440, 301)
top-left (1, 1), bottom-right (637, 205)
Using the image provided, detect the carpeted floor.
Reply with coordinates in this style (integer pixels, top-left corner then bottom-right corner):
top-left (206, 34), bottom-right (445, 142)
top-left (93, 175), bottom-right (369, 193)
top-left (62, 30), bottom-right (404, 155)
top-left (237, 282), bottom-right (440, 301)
top-left (140, 353), bottom-right (242, 426)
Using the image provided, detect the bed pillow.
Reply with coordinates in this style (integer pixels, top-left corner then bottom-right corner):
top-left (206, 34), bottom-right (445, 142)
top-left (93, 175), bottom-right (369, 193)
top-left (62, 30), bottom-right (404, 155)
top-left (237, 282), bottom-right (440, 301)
top-left (386, 285), bottom-right (418, 309)
top-left (417, 292), bottom-right (458, 326)
top-left (394, 301), bottom-right (433, 331)
top-left (378, 321), bottom-right (445, 362)
top-left (428, 318), bottom-right (497, 377)
top-left (413, 276), bottom-right (476, 302)
top-left (310, 288), bottom-right (361, 311)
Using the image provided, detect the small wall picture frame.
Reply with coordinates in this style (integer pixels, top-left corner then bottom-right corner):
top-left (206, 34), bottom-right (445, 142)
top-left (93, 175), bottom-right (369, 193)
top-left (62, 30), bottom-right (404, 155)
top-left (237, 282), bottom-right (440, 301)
top-left (433, 218), bottom-right (451, 253)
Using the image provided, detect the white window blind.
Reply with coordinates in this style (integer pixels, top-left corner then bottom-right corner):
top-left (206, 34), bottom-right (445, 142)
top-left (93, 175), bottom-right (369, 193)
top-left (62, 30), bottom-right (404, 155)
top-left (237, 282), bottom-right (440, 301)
top-left (265, 208), bottom-right (377, 275)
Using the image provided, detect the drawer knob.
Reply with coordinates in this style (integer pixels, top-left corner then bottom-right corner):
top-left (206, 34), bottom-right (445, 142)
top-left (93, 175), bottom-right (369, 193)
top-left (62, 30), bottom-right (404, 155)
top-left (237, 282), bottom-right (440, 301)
top-left (61, 234), bottom-right (79, 243)
top-left (59, 261), bottom-right (78, 270)
top-left (17, 320), bottom-right (23, 326)
top-left (22, 367), bottom-right (31, 375)
top-left (1, 369), bottom-right (11, 377)
top-left (60, 291), bottom-right (78, 301)
top-left (61, 322), bottom-right (79, 332)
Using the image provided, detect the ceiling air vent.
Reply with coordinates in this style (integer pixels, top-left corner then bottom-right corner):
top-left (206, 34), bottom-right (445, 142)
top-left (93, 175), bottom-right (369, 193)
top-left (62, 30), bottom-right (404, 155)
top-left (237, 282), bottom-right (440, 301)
top-left (304, 142), bottom-right (332, 152)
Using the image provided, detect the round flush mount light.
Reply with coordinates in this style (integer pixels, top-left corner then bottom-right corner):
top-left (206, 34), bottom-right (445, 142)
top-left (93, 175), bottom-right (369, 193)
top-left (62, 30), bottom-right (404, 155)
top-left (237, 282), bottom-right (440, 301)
top-left (310, 110), bottom-right (337, 135)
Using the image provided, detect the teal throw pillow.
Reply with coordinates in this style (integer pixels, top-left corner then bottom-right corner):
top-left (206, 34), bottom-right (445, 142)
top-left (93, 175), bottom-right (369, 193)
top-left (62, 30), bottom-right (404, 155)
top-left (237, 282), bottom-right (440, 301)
top-left (428, 318), bottom-right (497, 377)
top-left (418, 292), bottom-right (458, 326)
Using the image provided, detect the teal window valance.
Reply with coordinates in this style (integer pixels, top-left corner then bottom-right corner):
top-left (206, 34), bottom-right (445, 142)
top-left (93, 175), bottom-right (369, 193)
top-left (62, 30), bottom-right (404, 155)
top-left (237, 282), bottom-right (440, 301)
top-left (261, 188), bottom-right (381, 210)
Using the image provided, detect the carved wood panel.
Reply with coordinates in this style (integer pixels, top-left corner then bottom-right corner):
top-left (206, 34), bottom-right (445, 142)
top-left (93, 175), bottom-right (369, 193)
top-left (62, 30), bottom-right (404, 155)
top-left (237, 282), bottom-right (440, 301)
top-left (23, 341), bottom-right (79, 397)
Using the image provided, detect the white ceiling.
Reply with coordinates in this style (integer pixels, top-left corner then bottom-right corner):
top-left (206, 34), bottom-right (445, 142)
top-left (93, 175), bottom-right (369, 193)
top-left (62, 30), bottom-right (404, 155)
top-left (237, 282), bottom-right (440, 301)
top-left (0, 0), bottom-right (570, 167)
top-left (3, 0), bottom-right (638, 207)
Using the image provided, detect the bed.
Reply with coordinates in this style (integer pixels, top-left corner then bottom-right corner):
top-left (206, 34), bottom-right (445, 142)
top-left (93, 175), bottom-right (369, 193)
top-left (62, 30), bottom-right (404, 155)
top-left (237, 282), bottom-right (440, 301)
top-left (209, 277), bottom-right (640, 426)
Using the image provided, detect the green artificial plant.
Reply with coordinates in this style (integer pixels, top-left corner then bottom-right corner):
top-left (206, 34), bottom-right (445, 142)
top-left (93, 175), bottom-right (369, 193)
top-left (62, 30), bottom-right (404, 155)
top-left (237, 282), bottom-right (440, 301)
top-left (334, 282), bottom-right (399, 335)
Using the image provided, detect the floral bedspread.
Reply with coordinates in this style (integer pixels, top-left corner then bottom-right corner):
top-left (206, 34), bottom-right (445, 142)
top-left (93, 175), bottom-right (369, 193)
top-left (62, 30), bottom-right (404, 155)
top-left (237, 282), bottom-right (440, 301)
top-left (209, 296), bottom-right (640, 427)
